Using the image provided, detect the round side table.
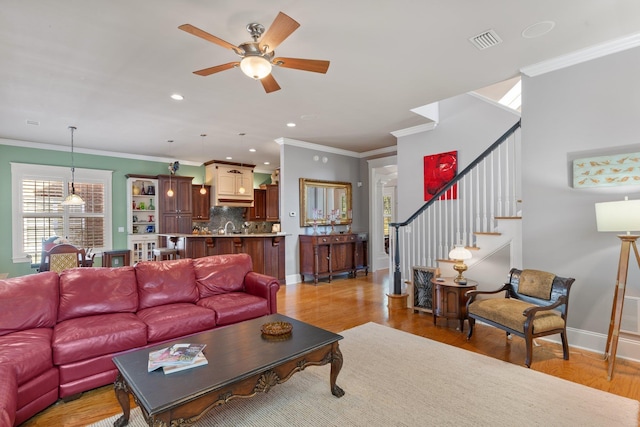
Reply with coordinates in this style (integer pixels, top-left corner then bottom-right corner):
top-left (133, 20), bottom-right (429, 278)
top-left (430, 277), bottom-right (478, 332)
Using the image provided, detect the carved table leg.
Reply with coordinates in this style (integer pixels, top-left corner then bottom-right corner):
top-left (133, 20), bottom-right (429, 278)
top-left (113, 373), bottom-right (131, 427)
top-left (330, 342), bottom-right (345, 397)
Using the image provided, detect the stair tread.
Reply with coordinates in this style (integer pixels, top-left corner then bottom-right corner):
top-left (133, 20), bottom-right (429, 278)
top-left (494, 216), bottom-right (522, 220)
top-left (474, 231), bottom-right (502, 236)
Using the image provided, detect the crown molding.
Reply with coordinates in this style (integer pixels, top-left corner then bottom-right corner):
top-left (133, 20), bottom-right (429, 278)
top-left (390, 122), bottom-right (438, 138)
top-left (521, 32), bottom-right (640, 77)
top-left (0, 138), bottom-right (202, 166)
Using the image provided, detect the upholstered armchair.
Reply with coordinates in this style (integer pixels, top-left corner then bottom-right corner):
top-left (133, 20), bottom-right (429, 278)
top-left (465, 268), bottom-right (575, 367)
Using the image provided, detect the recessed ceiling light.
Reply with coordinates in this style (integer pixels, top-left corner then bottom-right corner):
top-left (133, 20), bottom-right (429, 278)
top-left (264, 162), bottom-right (270, 165)
top-left (249, 148), bottom-right (256, 152)
top-left (170, 94), bottom-right (184, 101)
top-left (26, 119), bottom-right (39, 126)
top-left (226, 156), bottom-right (232, 160)
top-left (286, 122), bottom-right (296, 127)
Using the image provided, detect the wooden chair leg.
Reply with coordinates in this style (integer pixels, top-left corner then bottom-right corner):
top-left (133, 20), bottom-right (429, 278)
top-left (524, 336), bottom-right (532, 368)
top-left (561, 331), bottom-right (570, 360)
top-left (466, 318), bottom-right (475, 340)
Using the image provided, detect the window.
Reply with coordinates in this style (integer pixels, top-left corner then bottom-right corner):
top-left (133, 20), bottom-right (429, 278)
top-left (11, 163), bottom-right (112, 264)
top-left (383, 194), bottom-right (393, 237)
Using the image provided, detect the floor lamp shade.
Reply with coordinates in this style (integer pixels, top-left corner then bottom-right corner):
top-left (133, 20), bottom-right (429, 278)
top-left (595, 198), bottom-right (640, 233)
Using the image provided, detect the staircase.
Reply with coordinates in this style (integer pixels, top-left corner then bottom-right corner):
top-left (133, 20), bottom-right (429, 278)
top-left (389, 120), bottom-right (522, 300)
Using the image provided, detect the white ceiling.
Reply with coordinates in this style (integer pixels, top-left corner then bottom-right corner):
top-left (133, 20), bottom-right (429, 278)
top-left (2, 1), bottom-right (640, 171)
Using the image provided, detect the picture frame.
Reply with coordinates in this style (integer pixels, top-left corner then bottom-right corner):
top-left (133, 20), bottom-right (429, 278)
top-left (424, 150), bottom-right (458, 201)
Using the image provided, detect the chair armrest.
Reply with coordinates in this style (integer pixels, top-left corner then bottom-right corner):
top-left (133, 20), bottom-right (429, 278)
top-left (466, 283), bottom-right (509, 304)
top-left (244, 271), bottom-right (281, 314)
top-left (522, 295), bottom-right (567, 317)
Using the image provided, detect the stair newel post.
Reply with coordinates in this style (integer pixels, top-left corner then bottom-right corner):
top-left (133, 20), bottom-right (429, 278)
top-left (393, 224), bottom-right (402, 295)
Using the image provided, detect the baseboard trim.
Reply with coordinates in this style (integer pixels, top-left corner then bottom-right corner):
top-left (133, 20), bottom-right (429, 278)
top-left (542, 326), bottom-right (640, 363)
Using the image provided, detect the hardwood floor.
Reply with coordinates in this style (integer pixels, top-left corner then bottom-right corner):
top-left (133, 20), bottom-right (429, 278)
top-left (22, 270), bottom-right (640, 426)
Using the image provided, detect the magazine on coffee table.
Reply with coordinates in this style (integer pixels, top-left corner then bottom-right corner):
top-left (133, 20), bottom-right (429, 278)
top-left (148, 343), bottom-right (206, 372)
top-left (162, 351), bottom-right (208, 374)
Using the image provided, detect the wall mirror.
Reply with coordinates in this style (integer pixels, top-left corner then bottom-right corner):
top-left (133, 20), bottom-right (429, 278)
top-left (299, 178), bottom-right (352, 226)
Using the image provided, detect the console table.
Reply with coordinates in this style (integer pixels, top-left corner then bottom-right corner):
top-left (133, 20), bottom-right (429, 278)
top-left (299, 233), bottom-right (367, 283)
top-left (430, 277), bottom-right (478, 332)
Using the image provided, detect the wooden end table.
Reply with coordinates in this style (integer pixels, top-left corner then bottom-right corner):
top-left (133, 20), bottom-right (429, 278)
top-left (431, 277), bottom-right (478, 332)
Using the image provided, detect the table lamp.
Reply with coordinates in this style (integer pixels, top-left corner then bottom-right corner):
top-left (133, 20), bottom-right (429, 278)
top-left (449, 244), bottom-right (472, 283)
top-left (595, 196), bottom-right (640, 380)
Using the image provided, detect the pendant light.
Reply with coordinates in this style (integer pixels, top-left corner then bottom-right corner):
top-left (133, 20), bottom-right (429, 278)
top-left (237, 133), bottom-right (246, 195)
top-left (167, 173), bottom-right (174, 197)
top-left (166, 141), bottom-right (175, 197)
top-left (199, 134), bottom-right (207, 195)
top-left (61, 126), bottom-right (85, 206)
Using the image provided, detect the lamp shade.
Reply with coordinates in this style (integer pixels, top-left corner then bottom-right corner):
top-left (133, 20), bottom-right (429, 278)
top-left (449, 244), bottom-right (472, 260)
top-left (595, 198), bottom-right (640, 233)
top-left (61, 193), bottom-right (85, 206)
top-left (240, 56), bottom-right (272, 79)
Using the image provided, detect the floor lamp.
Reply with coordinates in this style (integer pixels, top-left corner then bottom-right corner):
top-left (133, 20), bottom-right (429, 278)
top-left (595, 197), bottom-right (640, 380)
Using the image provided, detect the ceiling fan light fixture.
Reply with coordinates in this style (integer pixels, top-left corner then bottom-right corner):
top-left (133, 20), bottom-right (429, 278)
top-left (240, 55), bottom-right (272, 79)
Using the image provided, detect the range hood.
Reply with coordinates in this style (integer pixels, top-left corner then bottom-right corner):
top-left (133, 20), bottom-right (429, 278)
top-left (205, 161), bottom-right (255, 207)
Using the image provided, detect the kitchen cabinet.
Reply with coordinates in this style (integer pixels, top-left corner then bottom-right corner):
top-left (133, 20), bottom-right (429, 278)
top-left (192, 184), bottom-right (211, 221)
top-left (158, 175), bottom-right (193, 234)
top-left (168, 235), bottom-right (286, 283)
top-left (299, 233), bottom-right (358, 284)
top-left (265, 184), bottom-right (279, 221)
top-left (247, 189), bottom-right (266, 220)
top-left (247, 185), bottom-right (279, 221)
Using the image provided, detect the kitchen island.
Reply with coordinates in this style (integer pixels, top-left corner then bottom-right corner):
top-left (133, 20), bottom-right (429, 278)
top-left (159, 233), bottom-right (286, 283)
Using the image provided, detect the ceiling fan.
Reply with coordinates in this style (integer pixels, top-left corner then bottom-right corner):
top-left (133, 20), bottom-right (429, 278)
top-left (179, 12), bottom-right (330, 93)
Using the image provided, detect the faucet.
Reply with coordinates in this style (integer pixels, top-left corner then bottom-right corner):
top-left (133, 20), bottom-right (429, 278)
top-left (224, 221), bottom-right (235, 235)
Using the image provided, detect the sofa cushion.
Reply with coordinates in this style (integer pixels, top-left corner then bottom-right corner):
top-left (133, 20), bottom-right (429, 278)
top-left (52, 313), bottom-right (148, 365)
top-left (0, 329), bottom-right (53, 385)
top-left (136, 303), bottom-right (216, 343)
top-left (0, 272), bottom-right (58, 336)
top-left (135, 259), bottom-right (199, 310)
top-left (0, 365), bottom-right (17, 427)
top-left (518, 269), bottom-right (555, 300)
top-left (197, 293), bottom-right (269, 326)
top-left (58, 267), bottom-right (139, 322)
top-left (468, 298), bottom-right (565, 333)
top-left (193, 253), bottom-right (252, 298)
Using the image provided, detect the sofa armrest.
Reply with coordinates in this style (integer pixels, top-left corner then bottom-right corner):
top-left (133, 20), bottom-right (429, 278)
top-left (244, 272), bottom-right (281, 314)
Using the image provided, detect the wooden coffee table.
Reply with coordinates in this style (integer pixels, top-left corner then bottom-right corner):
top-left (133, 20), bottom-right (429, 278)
top-left (112, 314), bottom-right (344, 427)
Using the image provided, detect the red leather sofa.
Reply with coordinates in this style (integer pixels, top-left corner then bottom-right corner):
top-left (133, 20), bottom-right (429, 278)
top-left (0, 253), bottom-right (280, 426)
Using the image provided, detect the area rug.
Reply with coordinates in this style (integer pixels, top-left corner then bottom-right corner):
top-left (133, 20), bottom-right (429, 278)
top-left (91, 322), bottom-right (639, 427)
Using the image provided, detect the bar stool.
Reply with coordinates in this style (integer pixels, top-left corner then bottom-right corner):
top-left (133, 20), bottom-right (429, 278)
top-left (153, 248), bottom-right (177, 261)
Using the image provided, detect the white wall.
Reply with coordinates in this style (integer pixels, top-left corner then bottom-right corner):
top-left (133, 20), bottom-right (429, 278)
top-left (522, 46), bottom-right (640, 357)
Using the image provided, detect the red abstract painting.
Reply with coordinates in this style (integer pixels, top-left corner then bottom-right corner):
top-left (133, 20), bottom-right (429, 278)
top-left (424, 150), bottom-right (458, 201)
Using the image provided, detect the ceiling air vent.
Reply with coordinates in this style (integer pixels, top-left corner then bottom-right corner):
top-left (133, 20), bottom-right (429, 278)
top-left (469, 29), bottom-right (502, 50)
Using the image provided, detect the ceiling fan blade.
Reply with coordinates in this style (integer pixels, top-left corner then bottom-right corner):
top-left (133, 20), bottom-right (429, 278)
top-left (259, 12), bottom-right (300, 52)
top-left (193, 62), bottom-right (239, 76)
top-left (179, 24), bottom-right (241, 53)
top-left (260, 74), bottom-right (281, 93)
top-left (272, 57), bottom-right (330, 74)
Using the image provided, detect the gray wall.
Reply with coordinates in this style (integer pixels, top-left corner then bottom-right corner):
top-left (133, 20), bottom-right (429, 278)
top-left (280, 143), bottom-right (365, 283)
top-left (522, 46), bottom-right (640, 345)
